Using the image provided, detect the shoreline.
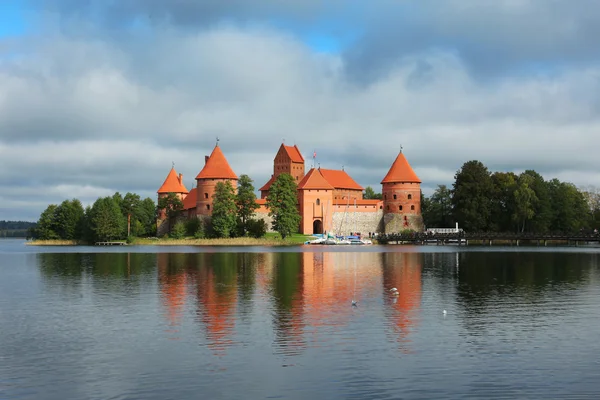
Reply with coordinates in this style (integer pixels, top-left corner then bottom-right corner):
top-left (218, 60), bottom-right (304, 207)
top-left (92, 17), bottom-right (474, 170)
top-left (26, 236), bottom-right (313, 246)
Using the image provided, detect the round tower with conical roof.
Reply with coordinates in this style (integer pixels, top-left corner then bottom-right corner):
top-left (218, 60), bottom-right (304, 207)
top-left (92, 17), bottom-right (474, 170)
top-left (381, 149), bottom-right (423, 232)
top-left (157, 166), bottom-right (189, 220)
top-left (195, 143), bottom-right (238, 217)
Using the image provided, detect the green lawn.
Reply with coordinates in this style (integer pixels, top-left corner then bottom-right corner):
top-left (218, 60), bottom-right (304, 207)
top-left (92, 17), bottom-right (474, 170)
top-left (265, 232), bottom-right (315, 244)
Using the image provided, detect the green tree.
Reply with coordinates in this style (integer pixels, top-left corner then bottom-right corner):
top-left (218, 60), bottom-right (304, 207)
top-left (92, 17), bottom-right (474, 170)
top-left (490, 172), bottom-right (517, 231)
top-left (580, 186), bottom-right (600, 230)
top-left (54, 199), bottom-right (85, 239)
top-left (170, 221), bottom-right (186, 239)
top-left (523, 170), bottom-right (553, 233)
top-left (548, 180), bottom-right (590, 233)
top-left (211, 181), bottom-right (238, 238)
top-left (512, 173), bottom-right (538, 232)
top-left (139, 198), bottom-right (157, 236)
top-left (89, 197), bottom-right (126, 241)
top-left (236, 174), bottom-right (259, 235)
top-left (452, 160), bottom-right (494, 232)
top-left (33, 204), bottom-right (59, 240)
top-left (266, 173), bottom-right (301, 239)
top-left (364, 186), bottom-right (382, 200)
top-left (422, 185), bottom-right (453, 228)
top-left (247, 218), bottom-right (267, 238)
top-left (157, 193), bottom-right (184, 233)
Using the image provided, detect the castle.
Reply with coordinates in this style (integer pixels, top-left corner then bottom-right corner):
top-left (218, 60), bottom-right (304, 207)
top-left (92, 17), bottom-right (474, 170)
top-left (157, 143), bottom-right (423, 235)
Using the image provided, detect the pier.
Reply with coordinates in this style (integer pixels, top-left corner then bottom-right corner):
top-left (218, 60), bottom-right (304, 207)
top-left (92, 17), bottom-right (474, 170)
top-left (95, 241), bottom-right (127, 246)
top-left (377, 232), bottom-right (600, 246)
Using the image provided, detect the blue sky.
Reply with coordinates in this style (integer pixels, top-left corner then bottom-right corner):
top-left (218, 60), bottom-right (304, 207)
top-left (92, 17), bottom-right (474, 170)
top-left (0, 0), bottom-right (28, 37)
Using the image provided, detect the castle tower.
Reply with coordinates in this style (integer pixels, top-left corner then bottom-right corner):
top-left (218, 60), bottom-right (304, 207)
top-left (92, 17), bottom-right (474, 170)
top-left (259, 144), bottom-right (305, 198)
top-left (157, 166), bottom-right (189, 220)
top-left (381, 149), bottom-right (423, 232)
top-left (297, 168), bottom-right (334, 235)
top-left (195, 143), bottom-right (238, 216)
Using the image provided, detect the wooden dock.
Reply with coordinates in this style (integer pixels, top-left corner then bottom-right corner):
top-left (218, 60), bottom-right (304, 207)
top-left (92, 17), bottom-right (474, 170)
top-left (377, 232), bottom-right (600, 246)
top-left (95, 241), bottom-right (127, 246)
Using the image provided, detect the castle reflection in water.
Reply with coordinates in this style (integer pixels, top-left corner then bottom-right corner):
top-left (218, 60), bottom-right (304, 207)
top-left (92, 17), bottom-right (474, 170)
top-left (157, 252), bottom-right (423, 355)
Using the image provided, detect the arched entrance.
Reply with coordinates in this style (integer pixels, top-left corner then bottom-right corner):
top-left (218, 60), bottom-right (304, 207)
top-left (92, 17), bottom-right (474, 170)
top-left (313, 219), bottom-right (323, 234)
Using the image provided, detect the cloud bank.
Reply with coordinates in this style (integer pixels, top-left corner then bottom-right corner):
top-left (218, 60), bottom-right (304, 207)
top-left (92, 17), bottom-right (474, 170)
top-left (2, 0), bottom-right (600, 220)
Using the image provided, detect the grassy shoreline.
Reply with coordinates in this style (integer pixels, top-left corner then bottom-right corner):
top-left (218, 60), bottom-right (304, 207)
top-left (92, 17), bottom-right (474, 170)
top-left (27, 234), bottom-right (313, 246)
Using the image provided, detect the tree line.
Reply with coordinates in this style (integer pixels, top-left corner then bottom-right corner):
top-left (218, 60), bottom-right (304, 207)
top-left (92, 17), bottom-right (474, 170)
top-left (421, 160), bottom-right (600, 233)
top-left (0, 220), bottom-right (37, 238)
top-left (30, 193), bottom-right (156, 242)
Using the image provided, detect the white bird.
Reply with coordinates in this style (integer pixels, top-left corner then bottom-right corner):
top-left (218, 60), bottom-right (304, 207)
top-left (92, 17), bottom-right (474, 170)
top-left (443, 310), bottom-right (447, 316)
top-left (390, 288), bottom-right (398, 292)
top-left (351, 300), bottom-right (358, 307)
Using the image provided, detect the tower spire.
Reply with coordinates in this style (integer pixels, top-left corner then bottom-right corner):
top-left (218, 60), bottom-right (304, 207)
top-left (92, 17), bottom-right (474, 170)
top-left (216, 137), bottom-right (220, 146)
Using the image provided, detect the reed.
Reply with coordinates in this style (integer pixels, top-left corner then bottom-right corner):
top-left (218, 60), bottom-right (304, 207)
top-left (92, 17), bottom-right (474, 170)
top-left (26, 240), bottom-right (83, 246)
top-left (131, 236), bottom-right (308, 246)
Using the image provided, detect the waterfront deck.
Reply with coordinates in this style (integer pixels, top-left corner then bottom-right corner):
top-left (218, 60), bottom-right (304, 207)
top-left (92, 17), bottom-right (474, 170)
top-left (95, 241), bottom-right (127, 246)
top-left (377, 232), bottom-right (600, 246)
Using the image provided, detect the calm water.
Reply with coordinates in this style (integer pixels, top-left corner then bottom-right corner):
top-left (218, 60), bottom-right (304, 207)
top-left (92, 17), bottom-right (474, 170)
top-left (1, 239), bottom-right (600, 399)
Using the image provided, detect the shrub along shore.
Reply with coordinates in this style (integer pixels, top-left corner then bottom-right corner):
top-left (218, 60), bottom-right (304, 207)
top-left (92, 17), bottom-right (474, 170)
top-left (27, 233), bottom-right (314, 246)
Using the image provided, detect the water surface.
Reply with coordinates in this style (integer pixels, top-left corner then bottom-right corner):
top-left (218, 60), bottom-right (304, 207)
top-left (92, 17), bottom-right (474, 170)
top-left (1, 239), bottom-right (599, 399)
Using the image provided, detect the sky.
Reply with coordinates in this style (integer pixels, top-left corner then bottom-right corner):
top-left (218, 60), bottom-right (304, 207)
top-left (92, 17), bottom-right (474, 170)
top-left (2, 0), bottom-right (600, 221)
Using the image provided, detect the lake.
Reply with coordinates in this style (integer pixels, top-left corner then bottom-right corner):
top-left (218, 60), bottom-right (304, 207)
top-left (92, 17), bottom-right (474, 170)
top-left (1, 239), bottom-right (600, 399)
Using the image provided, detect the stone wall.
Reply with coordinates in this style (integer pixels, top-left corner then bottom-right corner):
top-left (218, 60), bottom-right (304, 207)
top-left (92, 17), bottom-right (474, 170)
top-left (382, 213), bottom-right (424, 233)
top-left (332, 210), bottom-right (384, 235)
top-left (255, 211), bottom-right (275, 232)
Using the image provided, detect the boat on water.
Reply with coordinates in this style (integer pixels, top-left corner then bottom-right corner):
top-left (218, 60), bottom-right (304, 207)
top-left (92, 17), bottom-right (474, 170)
top-left (305, 234), bottom-right (371, 245)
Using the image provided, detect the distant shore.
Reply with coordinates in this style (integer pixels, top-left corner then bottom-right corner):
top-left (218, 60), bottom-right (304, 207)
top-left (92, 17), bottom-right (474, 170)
top-left (27, 234), bottom-right (314, 246)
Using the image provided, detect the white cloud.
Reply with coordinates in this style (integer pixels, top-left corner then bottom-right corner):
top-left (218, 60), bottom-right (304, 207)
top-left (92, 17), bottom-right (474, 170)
top-left (2, 21), bottom-right (600, 220)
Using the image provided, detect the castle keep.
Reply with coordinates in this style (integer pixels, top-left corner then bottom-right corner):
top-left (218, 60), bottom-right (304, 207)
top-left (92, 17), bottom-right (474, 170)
top-left (157, 143), bottom-right (423, 235)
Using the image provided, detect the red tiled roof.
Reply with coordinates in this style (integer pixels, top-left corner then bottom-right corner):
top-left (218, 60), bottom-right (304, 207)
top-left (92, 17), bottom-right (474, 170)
top-left (381, 151), bottom-right (421, 184)
top-left (158, 168), bottom-right (189, 194)
top-left (333, 199), bottom-right (381, 206)
top-left (183, 188), bottom-right (197, 210)
top-left (259, 175), bottom-right (275, 192)
top-left (283, 144), bottom-right (304, 163)
top-left (256, 199), bottom-right (267, 205)
top-left (196, 145), bottom-right (238, 180)
top-left (298, 168), bottom-right (334, 190)
top-left (319, 168), bottom-right (364, 190)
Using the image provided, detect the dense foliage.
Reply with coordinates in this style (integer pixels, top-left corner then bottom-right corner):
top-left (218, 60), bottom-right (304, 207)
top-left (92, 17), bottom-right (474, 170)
top-left (363, 186), bottom-right (383, 200)
top-left (30, 192), bottom-right (157, 242)
top-left (266, 173), bottom-right (301, 239)
top-left (236, 174), bottom-right (260, 236)
top-left (423, 160), bottom-right (598, 233)
top-left (211, 181), bottom-right (238, 238)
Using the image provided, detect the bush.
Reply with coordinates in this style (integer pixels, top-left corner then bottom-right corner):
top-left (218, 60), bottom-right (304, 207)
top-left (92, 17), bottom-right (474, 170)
top-left (170, 221), bottom-right (186, 239)
top-left (194, 219), bottom-right (206, 239)
top-left (247, 219), bottom-right (267, 238)
top-left (185, 218), bottom-right (201, 236)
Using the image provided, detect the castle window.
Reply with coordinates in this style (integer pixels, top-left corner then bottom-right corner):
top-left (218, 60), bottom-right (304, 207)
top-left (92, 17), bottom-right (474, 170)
top-left (316, 199), bottom-right (321, 205)
top-left (380, 206), bottom-right (383, 209)
top-left (399, 205), bottom-right (403, 211)
top-left (386, 205), bottom-right (389, 211)
top-left (204, 193), bottom-right (208, 199)
top-left (384, 194), bottom-right (387, 200)
top-left (393, 194), bottom-right (397, 200)
top-left (411, 205), bottom-right (415, 210)
top-left (206, 204), bottom-right (210, 210)
top-left (408, 194), bottom-right (412, 200)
